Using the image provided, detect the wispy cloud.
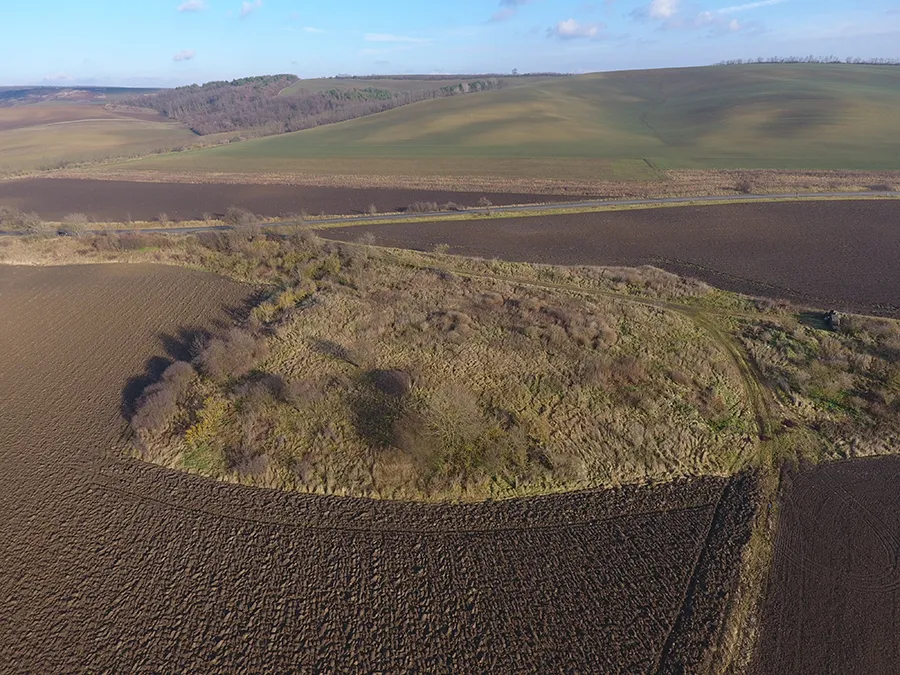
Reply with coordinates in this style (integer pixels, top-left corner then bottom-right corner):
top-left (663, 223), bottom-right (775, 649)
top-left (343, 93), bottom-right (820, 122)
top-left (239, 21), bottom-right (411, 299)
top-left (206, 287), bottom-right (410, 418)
top-left (548, 18), bottom-right (606, 39)
top-left (491, 0), bottom-right (534, 22)
top-left (648, 0), bottom-right (679, 19)
top-left (43, 73), bottom-right (72, 82)
top-left (177, 0), bottom-right (208, 11)
top-left (239, 0), bottom-right (261, 18)
top-left (719, 0), bottom-right (787, 13)
top-left (173, 49), bottom-right (196, 61)
top-left (303, 26), bottom-right (325, 33)
top-left (365, 33), bottom-right (430, 44)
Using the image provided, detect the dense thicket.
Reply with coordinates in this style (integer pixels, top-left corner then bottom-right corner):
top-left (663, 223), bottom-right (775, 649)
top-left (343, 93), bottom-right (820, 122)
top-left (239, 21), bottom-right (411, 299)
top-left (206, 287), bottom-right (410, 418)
top-left (123, 74), bottom-right (508, 136)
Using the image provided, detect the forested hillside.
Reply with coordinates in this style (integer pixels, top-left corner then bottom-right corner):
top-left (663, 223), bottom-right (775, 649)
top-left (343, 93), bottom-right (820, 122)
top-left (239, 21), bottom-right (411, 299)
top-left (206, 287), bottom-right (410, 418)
top-left (124, 74), bottom-right (508, 136)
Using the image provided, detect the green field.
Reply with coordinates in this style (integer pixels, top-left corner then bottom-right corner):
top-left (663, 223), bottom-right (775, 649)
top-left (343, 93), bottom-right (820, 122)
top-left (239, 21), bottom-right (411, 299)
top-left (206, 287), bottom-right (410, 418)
top-left (118, 64), bottom-right (900, 181)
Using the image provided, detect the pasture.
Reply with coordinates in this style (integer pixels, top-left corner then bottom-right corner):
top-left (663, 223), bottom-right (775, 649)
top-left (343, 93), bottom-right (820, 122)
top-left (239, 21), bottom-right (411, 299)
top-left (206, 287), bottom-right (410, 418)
top-left (118, 64), bottom-right (900, 182)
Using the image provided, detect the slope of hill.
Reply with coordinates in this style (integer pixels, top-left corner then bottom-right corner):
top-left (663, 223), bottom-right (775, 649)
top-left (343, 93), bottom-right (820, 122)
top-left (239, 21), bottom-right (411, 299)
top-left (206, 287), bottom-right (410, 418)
top-left (0, 104), bottom-right (198, 174)
top-left (121, 64), bottom-right (900, 181)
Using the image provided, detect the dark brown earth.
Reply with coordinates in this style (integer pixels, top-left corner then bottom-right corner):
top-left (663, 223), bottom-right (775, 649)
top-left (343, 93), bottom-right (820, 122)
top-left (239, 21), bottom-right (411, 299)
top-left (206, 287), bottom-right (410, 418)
top-left (0, 178), bottom-right (572, 221)
top-left (752, 457), bottom-right (900, 675)
top-left (322, 200), bottom-right (900, 317)
top-left (0, 263), bottom-right (757, 671)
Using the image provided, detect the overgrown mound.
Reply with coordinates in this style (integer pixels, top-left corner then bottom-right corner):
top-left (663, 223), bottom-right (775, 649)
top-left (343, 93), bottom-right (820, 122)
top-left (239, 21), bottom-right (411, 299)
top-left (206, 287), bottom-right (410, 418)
top-left (129, 230), bottom-right (755, 500)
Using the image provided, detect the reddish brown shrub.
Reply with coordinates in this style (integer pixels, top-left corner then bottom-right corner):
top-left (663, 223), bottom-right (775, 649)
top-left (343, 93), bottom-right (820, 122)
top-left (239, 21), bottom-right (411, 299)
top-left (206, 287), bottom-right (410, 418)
top-left (195, 329), bottom-right (268, 381)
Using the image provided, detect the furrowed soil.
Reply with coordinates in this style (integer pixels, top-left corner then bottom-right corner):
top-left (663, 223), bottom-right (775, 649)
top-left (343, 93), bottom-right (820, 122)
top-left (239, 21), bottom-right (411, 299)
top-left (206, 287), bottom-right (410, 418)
top-left (0, 178), bottom-right (571, 221)
top-left (751, 457), bottom-right (900, 675)
top-left (0, 263), bottom-right (758, 671)
top-left (322, 200), bottom-right (900, 317)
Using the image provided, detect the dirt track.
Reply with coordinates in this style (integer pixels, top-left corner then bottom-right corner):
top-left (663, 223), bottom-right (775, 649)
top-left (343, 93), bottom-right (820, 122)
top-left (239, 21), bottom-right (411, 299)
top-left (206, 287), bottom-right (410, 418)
top-left (0, 178), bottom-right (572, 221)
top-left (752, 457), bottom-right (900, 674)
top-left (0, 263), bottom-right (757, 671)
top-left (322, 200), bottom-right (900, 316)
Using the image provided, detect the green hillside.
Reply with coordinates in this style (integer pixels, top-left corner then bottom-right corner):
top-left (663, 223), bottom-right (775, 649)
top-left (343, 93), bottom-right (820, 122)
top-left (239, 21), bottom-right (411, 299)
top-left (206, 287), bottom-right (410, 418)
top-left (123, 64), bottom-right (900, 179)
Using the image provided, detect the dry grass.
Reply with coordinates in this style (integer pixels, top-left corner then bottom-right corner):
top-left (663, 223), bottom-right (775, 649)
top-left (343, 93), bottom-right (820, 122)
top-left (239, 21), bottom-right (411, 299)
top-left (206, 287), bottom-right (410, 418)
top-left (4, 229), bottom-right (899, 503)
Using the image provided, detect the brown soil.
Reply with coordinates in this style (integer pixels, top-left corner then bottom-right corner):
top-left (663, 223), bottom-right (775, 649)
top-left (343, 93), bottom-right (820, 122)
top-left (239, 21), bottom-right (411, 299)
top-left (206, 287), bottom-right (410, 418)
top-left (751, 457), bottom-right (900, 674)
top-left (0, 178), bottom-right (571, 222)
top-left (42, 167), bottom-right (900, 197)
top-left (322, 200), bottom-right (900, 317)
top-left (0, 263), bottom-right (758, 671)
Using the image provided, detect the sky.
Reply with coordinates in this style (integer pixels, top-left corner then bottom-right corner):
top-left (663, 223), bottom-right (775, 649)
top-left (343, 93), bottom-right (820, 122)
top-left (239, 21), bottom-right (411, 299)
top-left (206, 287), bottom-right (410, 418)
top-left (2, 0), bottom-right (899, 86)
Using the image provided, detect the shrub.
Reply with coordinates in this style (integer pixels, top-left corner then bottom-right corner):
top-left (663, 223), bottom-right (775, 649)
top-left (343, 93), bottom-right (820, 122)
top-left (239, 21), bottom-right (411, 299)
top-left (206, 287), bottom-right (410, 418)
top-left (735, 179), bottom-right (754, 194)
top-left (477, 196), bottom-right (493, 208)
top-left (131, 361), bottom-right (197, 434)
top-left (224, 206), bottom-right (260, 227)
top-left (195, 329), bottom-right (268, 381)
top-left (366, 204), bottom-right (378, 215)
top-left (61, 213), bottom-right (90, 234)
top-left (407, 201), bottom-right (439, 213)
top-left (0, 207), bottom-right (45, 233)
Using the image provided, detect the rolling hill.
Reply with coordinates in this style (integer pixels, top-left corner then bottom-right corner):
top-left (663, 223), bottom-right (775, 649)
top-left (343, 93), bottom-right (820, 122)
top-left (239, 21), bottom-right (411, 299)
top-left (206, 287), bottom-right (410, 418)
top-left (104, 64), bottom-right (900, 181)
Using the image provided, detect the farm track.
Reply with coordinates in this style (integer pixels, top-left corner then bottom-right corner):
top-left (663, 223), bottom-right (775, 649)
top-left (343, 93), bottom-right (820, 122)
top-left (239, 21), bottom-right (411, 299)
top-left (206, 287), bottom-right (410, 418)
top-left (0, 263), bottom-right (761, 671)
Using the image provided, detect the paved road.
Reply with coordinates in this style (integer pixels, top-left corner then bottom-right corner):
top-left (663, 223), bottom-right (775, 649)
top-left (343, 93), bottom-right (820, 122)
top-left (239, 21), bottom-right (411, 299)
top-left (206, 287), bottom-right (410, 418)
top-left (0, 190), bottom-right (897, 237)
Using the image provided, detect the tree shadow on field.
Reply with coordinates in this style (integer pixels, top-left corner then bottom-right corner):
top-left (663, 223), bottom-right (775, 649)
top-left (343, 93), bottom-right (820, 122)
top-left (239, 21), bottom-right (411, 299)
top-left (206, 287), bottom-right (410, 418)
top-left (119, 325), bottom-right (211, 419)
top-left (118, 295), bottom-right (261, 421)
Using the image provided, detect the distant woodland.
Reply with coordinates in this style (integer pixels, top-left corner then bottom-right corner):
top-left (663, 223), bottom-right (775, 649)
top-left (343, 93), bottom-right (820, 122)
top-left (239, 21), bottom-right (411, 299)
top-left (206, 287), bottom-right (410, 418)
top-left (123, 74), bottom-right (510, 136)
top-left (717, 56), bottom-right (900, 66)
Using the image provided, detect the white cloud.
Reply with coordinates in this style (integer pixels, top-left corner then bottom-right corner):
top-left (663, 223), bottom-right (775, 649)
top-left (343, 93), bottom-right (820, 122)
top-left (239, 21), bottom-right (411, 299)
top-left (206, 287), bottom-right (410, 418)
top-left (719, 0), bottom-right (787, 12)
top-left (365, 33), bottom-right (430, 43)
top-left (239, 0), bottom-right (261, 18)
top-left (649, 0), bottom-right (679, 19)
top-left (548, 18), bottom-right (605, 39)
top-left (303, 26), bottom-right (325, 33)
top-left (691, 11), bottom-right (746, 32)
top-left (177, 0), bottom-right (207, 11)
top-left (42, 73), bottom-right (72, 82)
top-left (173, 49), bottom-right (196, 61)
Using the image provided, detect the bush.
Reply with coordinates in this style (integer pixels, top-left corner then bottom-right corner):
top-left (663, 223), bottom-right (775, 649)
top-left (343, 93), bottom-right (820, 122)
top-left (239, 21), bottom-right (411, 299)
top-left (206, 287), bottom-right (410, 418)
top-left (131, 361), bottom-right (197, 434)
top-left (195, 328), bottom-right (269, 381)
top-left (0, 207), bottom-right (45, 233)
top-left (224, 206), bottom-right (260, 227)
top-left (477, 196), bottom-right (493, 208)
top-left (61, 213), bottom-right (90, 234)
top-left (735, 180), bottom-right (754, 195)
top-left (407, 201), bottom-right (439, 213)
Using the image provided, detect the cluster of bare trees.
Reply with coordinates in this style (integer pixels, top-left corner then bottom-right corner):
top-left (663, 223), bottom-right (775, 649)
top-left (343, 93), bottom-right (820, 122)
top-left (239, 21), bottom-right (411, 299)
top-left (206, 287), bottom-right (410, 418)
top-left (717, 56), bottom-right (900, 66)
top-left (123, 75), bottom-right (509, 137)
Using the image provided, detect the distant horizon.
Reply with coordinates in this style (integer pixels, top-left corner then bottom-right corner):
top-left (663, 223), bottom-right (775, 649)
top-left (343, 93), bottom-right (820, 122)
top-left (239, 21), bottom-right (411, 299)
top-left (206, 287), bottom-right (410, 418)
top-left (2, 0), bottom-right (899, 87)
top-left (5, 58), bottom-right (900, 90)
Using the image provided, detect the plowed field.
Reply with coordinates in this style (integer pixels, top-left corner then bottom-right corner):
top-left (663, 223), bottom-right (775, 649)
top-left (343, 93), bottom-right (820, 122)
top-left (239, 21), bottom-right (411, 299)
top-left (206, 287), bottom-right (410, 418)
top-left (0, 263), bottom-right (758, 670)
top-left (322, 200), bottom-right (900, 316)
top-left (0, 178), bottom-right (570, 221)
top-left (752, 457), bottom-right (900, 675)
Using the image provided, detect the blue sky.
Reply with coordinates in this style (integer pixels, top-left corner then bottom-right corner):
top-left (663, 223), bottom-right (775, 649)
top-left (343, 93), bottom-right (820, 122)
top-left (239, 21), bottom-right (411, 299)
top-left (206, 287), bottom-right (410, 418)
top-left (2, 0), bottom-right (899, 86)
